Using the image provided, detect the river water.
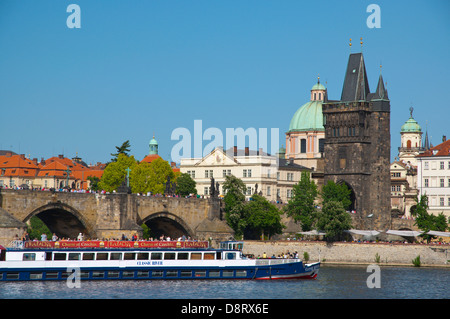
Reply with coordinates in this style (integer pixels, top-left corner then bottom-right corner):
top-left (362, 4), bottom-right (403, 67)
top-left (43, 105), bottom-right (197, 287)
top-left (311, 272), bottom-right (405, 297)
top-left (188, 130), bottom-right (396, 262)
top-left (0, 265), bottom-right (448, 299)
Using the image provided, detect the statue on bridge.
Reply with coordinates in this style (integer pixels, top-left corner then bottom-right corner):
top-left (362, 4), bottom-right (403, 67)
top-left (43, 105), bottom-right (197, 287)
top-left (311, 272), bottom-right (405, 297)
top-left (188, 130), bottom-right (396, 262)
top-left (165, 176), bottom-right (176, 196)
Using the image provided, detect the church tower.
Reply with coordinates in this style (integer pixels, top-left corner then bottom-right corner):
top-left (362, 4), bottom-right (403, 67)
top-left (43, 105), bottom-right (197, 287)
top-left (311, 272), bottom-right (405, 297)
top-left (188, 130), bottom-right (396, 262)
top-left (322, 52), bottom-right (391, 230)
top-left (149, 135), bottom-right (158, 155)
top-left (398, 107), bottom-right (423, 166)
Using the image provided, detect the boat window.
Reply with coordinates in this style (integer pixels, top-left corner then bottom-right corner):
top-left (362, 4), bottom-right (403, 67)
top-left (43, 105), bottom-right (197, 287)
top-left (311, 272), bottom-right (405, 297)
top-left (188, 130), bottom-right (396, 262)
top-left (195, 271), bottom-right (206, 277)
top-left (152, 270), bottom-right (163, 277)
top-left (108, 271), bottom-right (120, 279)
top-left (137, 253), bottom-right (149, 260)
top-left (6, 273), bottom-right (19, 280)
top-left (124, 253), bottom-right (136, 260)
top-left (110, 253), bottom-right (122, 260)
top-left (53, 253), bottom-right (67, 261)
top-left (190, 253), bottom-right (202, 260)
top-left (236, 270), bottom-right (247, 277)
top-left (180, 271), bottom-right (192, 277)
top-left (45, 252), bottom-right (52, 261)
top-left (92, 271), bottom-right (105, 278)
top-left (209, 270), bottom-right (220, 277)
top-left (216, 252), bottom-right (222, 260)
top-left (30, 272), bottom-right (43, 280)
top-left (164, 252), bottom-right (176, 260)
top-left (137, 271), bottom-right (149, 278)
top-left (23, 253), bottom-right (36, 261)
top-left (96, 253), bottom-right (108, 260)
top-left (177, 253), bottom-right (189, 260)
top-left (151, 252), bottom-right (162, 260)
top-left (82, 253), bottom-right (95, 260)
top-left (68, 253), bottom-right (80, 261)
top-left (166, 270), bottom-right (177, 277)
top-left (46, 272), bottom-right (59, 279)
top-left (222, 270), bottom-right (234, 277)
top-left (80, 271), bottom-right (90, 278)
top-left (122, 271), bottom-right (134, 278)
top-left (225, 253), bottom-right (236, 260)
top-left (204, 253), bottom-right (215, 260)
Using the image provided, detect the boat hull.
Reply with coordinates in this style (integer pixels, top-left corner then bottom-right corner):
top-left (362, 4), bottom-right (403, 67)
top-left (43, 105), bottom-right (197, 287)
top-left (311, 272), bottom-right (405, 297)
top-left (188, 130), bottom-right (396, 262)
top-left (0, 262), bottom-right (320, 282)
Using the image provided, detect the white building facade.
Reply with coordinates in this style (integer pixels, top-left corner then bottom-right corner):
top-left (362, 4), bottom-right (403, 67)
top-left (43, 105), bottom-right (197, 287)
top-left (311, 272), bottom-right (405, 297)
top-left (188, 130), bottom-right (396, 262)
top-left (416, 138), bottom-right (450, 218)
top-left (180, 147), bottom-right (311, 203)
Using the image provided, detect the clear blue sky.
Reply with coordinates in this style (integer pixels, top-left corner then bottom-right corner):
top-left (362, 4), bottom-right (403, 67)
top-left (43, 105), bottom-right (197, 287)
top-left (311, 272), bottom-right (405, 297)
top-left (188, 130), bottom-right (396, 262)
top-left (1, 0), bottom-right (449, 165)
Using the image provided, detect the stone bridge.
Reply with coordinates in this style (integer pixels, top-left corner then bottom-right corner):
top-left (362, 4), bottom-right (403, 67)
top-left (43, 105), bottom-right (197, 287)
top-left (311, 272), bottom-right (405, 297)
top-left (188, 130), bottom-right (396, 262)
top-left (0, 189), bottom-right (234, 246)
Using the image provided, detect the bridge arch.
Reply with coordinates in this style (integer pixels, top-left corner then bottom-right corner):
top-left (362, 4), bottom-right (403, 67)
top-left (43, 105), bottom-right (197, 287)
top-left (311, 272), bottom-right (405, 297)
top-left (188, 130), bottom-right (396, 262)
top-left (24, 202), bottom-right (94, 240)
top-left (141, 212), bottom-right (195, 240)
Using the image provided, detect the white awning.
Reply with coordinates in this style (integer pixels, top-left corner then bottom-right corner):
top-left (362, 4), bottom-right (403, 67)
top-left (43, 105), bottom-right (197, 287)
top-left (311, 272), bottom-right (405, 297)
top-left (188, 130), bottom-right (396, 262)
top-left (297, 230), bottom-right (326, 236)
top-left (345, 229), bottom-right (381, 236)
top-left (426, 231), bottom-right (450, 237)
top-left (385, 230), bottom-right (424, 237)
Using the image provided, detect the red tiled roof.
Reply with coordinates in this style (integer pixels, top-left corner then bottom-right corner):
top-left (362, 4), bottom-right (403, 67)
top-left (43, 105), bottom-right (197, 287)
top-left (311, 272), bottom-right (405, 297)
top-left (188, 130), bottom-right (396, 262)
top-left (417, 139), bottom-right (450, 157)
top-left (141, 154), bottom-right (161, 164)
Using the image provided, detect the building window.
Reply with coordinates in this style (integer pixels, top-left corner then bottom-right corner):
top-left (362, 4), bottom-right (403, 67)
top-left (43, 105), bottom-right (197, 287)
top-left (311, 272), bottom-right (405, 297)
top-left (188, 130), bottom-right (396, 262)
top-left (440, 198), bottom-right (444, 207)
top-left (440, 179), bottom-right (445, 188)
top-left (424, 179), bottom-right (429, 187)
top-left (287, 189), bottom-right (292, 198)
top-left (204, 187), bottom-right (210, 195)
top-left (277, 172), bottom-right (280, 180)
top-left (396, 185), bottom-right (401, 192)
top-left (448, 198), bottom-right (450, 207)
top-left (267, 186), bottom-right (271, 196)
top-left (205, 170), bottom-right (209, 178)
top-left (243, 169), bottom-right (247, 178)
top-left (424, 162), bottom-right (429, 170)
top-left (223, 170), bottom-right (227, 177)
top-left (247, 169), bottom-right (252, 177)
top-left (448, 178), bottom-right (450, 187)
top-left (440, 162), bottom-right (444, 170)
top-left (391, 186), bottom-right (395, 192)
top-left (448, 161), bottom-right (450, 170)
top-left (300, 139), bottom-right (306, 153)
top-left (246, 187), bottom-right (252, 195)
top-left (319, 139), bottom-right (325, 153)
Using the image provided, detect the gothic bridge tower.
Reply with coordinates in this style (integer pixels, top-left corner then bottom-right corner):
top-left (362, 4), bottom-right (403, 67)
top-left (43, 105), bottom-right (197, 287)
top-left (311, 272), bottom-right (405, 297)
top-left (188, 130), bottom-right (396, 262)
top-left (322, 52), bottom-right (391, 230)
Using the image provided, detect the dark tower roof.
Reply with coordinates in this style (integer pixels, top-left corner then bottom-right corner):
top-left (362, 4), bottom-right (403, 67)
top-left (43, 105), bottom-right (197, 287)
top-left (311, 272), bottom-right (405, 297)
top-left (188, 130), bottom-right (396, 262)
top-left (340, 53), bottom-right (370, 102)
top-left (372, 73), bottom-right (389, 100)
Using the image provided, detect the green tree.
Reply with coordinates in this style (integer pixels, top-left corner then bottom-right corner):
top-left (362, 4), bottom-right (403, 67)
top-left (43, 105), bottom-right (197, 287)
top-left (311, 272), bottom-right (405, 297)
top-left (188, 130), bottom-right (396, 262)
top-left (245, 194), bottom-right (284, 240)
top-left (284, 171), bottom-right (318, 231)
top-left (222, 175), bottom-right (247, 239)
top-left (27, 216), bottom-right (52, 240)
top-left (175, 173), bottom-right (197, 196)
top-left (315, 200), bottom-right (352, 242)
top-left (147, 157), bottom-right (175, 194)
top-left (130, 161), bottom-right (153, 194)
top-left (98, 153), bottom-right (138, 192)
top-left (412, 195), bottom-right (449, 243)
top-left (321, 180), bottom-right (352, 210)
top-left (110, 140), bottom-right (131, 162)
top-left (87, 176), bottom-right (100, 191)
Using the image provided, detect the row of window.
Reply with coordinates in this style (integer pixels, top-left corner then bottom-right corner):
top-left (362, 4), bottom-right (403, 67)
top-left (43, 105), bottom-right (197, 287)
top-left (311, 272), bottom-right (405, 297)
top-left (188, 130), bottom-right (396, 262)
top-left (331, 127), bottom-right (357, 138)
top-left (423, 161), bottom-right (450, 170)
top-left (423, 178), bottom-right (450, 188)
top-left (22, 251), bottom-right (236, 262)
top-left (0, 269), bottom-right (248, 280)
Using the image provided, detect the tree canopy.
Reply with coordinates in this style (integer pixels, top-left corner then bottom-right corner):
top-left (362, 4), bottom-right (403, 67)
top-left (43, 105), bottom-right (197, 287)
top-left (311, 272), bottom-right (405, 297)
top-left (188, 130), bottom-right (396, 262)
top-left (321, 180), bottom-right (352, 210)
top-left (284, 171), bottom-right (318, 231)
top-left (222, 175), bottom-right (247, 239)
top-left (175, 173), bottom-right (197, 196)
top-left (412, 194), bottom-right (449, 242)
top-left (110, 140), bottom-right (131, 162)
top-left (98, 153), bottom-right (138, 192)
top-left (245, 194), bottom-right (284, 239)
top-left (315, 200), bottom-right (352, 242)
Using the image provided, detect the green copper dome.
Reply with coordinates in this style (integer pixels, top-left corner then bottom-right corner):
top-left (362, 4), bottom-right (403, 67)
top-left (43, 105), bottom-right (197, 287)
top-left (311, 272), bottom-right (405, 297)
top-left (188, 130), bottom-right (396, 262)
top-left (401, 117), bottom-right (421, 133)
top-left (311, 82), bottom-right (326, 91)
top-left (288, 100), bottom-right (324, 132)
top-left (149, 135), bottom-right (158, 155)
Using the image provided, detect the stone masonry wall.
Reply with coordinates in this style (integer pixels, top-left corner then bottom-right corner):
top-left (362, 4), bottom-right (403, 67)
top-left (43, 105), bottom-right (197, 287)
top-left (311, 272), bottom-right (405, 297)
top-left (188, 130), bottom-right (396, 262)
top-left (243, 241), bottom-right (450, 266)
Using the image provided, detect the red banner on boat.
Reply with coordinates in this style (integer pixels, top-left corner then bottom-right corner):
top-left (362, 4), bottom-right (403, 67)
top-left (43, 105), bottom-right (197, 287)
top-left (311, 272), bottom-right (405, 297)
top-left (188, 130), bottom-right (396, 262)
top-left (23, 240), bottom-right (209, 249)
